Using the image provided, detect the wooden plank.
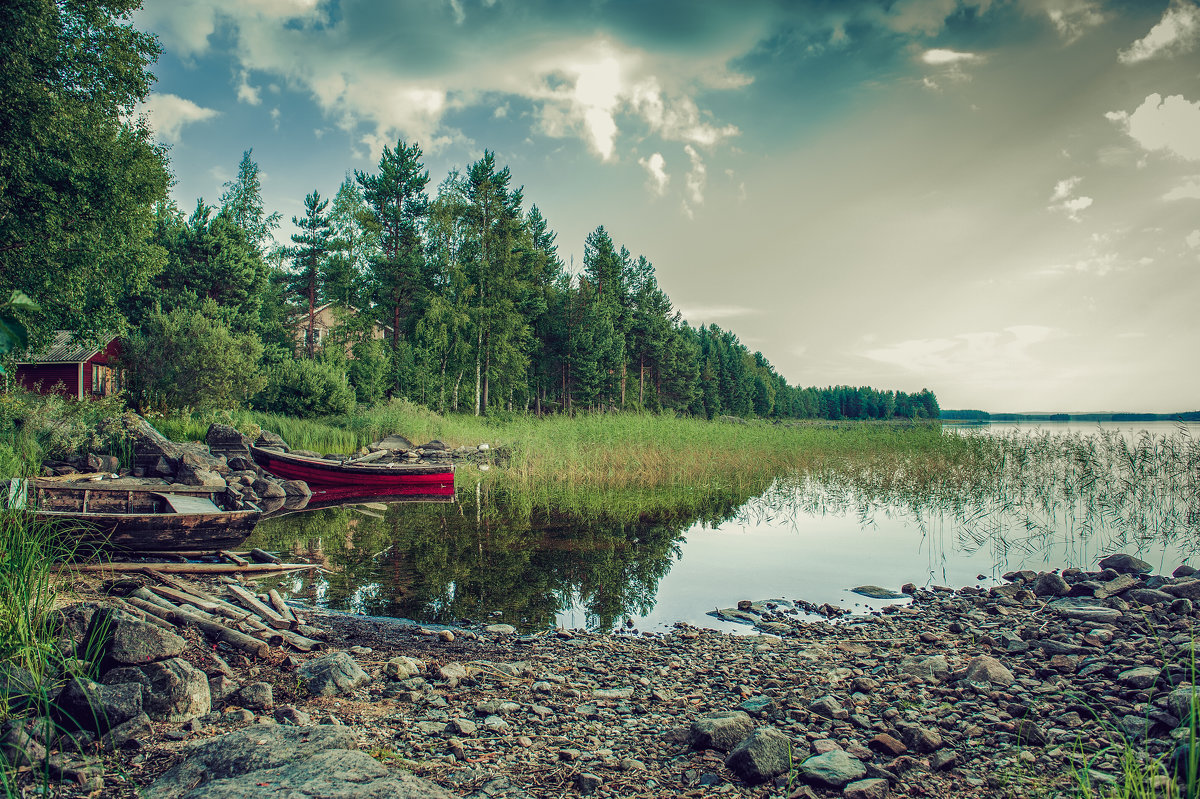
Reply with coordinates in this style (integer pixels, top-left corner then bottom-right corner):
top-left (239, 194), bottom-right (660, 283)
top-left (226, 584), bottom-right (294, 630)
top-left (219, 550), bottom-right (249, 567)
top-left (56, 561), bottom-right (317, 575)
top-left (249, 549), bottom-right (282, 565)
top-left (267, 589), bottom-right (297, 623)
top-left (158, 494), bottom-right (222, 514)
top-left (146, 584), bottom-right (223, 614)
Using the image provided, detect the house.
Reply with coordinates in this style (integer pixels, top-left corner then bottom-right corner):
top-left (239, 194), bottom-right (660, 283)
top-left (291, 303), bottom-right (391, 356)
top-left (14, 332), bottom-right (121, 399)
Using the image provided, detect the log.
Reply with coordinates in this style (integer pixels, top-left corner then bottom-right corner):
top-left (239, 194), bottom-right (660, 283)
top-left (267, 590), bottom-right (297, 623)
top-left (141, 568), bottom-right (219, 602)
top-left (226, 584), bottom-right (293, 630)
top-left (146, 585), bottom-right (224, 615)
top-left (248, 548), bottom-right (282, 565)
top-left (59, 561), bottom-right (318, 575)
top-left (219, 550), bottom-right (249, 567)
top-left (130, 588), bottom-right (269, 657)
top-left (116, 598), bottom-right (179, 631)
top-left (276, 628), bottom-right (324, 652)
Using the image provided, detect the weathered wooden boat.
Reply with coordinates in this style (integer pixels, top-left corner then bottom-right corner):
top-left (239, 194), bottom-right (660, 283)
top-left (4, 479), bottom-right (261, 552)
top-left (249, 445), bottom-right (455, 493)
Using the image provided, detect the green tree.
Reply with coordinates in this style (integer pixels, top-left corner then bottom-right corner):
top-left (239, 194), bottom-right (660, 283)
top-left (219, 149), bottom-right (282, 254)
top-left (288, 190), bottom-right (332, 357)
top-left (121, 302), bottom-right (266, 411)
top-left (325, 176), bottom-right (375, 308)
top-left (253, 356), bottom-right (355, 417)
top-left (0, 0), bottom-right (171, 341)
top-left (356, 140), bottom-right (430, 394)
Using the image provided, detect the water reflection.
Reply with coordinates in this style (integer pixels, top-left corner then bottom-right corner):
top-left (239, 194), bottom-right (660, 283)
top-left (248, 427), bottom-right (1200, 633)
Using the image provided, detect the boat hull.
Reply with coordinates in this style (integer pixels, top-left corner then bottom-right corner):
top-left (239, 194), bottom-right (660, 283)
top-left (37, 508), bottom-right (260, 552)
top-left (250, 446), bottom-right (455, 493)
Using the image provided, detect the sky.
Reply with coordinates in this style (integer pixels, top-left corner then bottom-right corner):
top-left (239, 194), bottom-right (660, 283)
top-left (131, 0), bottom-right (1200, 413)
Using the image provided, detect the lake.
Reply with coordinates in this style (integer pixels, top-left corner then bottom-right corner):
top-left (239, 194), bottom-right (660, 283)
top-left (248, 421), bottom-right (1200, 634)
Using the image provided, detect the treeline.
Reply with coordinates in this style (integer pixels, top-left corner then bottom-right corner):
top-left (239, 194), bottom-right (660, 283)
top-left (1, 2), bottom-right (939, 422)
top-left (942, 410), bottom-right (1200, 422)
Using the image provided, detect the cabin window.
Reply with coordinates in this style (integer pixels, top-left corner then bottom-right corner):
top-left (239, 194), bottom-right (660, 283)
top-left (91, 364), bottom-right (110, 395)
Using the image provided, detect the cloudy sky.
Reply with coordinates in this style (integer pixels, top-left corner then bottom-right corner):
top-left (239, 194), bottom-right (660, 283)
top-left (134, 0), bottom-right (1200, 413)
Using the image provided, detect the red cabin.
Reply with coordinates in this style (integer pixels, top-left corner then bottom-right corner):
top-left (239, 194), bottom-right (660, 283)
top-left (14, 332), bottom-right (121, 400)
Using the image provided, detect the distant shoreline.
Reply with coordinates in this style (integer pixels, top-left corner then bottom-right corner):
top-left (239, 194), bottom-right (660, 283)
top-left (941, 409), bottom-right (1200, 423)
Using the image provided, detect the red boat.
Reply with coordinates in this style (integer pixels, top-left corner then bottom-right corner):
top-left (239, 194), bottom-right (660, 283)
top-left (249, 445), bottom-right (455, 494)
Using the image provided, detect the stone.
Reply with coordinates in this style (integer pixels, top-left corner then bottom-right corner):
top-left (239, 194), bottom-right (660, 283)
top-left (1171, 599), bottom-right (1195, 615)
top-left (92, 609), bottom-right (187, 666)
top-left (146, 726), bottom-right (453, 799)
top-left (205, 423), bottom-right (250, 456)
top-left (852, 585), bottom-right (906, 600)
top-left (437, 662), bottom-right (471, 684)
top-left (575, 772), bottom-right (603, 795)
top-left (252, 478), bottom-right (286, 499)
top-left (724, 727), bottom-right (793, 784)
top-left (1094, 574), bottom-right (1140, 599)
top-left (1164, 581), bottom-right (1200, 601)
top-left (1118, 666), bottom-right (1161, 689)
top-left (53, 603), bottom-right (99, 657)
top-left (798, 750), bottom-right (866, 788)
top-left (962, 655), bottom-right (1015, 687)
top-left (1016, 719), bottom-right (1049, 746)
top-left (689, 711), bottom-right (755, 753)
top-left (279, 480), bottom-right (312, 501)
top-left (1054, 605), bottom-right (1122, 623)
top-left (0, 663), bottom-right (41, 713)
top-left (1174, 565), bottom-right (1198, 579)
top-left (254, 430), bottom-right (289, 451)
top-left (273, 706), bottom-right (312, 726)
top-left (134, 658), bottom-right (211, 722)
top-left (1125, 589), bottom-right (1174, 606)
top-left (844, 778), bottom-right (890, 799)
top-left (208, 676), bottom-right (237, 702)
top-left (593, 687), bottom-right (634, 700)
top-left (1031, 572), bottom-right (1070, 597)
top-left (931, 749), bottom-right (958, 771)
top-left (298, 652), bottom-right (370, 697)
top-left (56, 678), bottom-right (144, 734)
top-left (178, 465), bottom-right (226, 487)
top-left (484, 624), bottom-right (518, 635)
top-left (0, 720), bottom-right (47, 767)
top-left (810, 695), bottom-right (848, 720)
top-left (869, 733), bottom-right (907, 756)
top-left (901, 726), bottom-right (942, 753)
top-left (233, 682), bottom-right (273, 711)
top-left (1098, 553), bottom-right (1153, 575)
top-left (385, 657), bottom-right (424, 680)
top-left (100, 712), bottom-right (152, 752)
top-left (899, 655), bottom-right (949, 682)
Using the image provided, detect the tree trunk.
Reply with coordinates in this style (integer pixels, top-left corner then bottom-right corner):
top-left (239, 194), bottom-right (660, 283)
top-left (474, 326), bottom-right (482, 416)
top-left (620, 361), bottom-right (626, 408)
top-left (453, 369), bottom-right (463, 412)
top-left (639, 356), bottom-right (645, 406)
top-left (482, 335), bottom-right (491, 411)
top-left (307, 279), bottom-right (315, 359)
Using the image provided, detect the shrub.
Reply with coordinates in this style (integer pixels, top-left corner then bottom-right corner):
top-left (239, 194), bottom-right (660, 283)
top-left (253, 357), bottom-right (355, 418)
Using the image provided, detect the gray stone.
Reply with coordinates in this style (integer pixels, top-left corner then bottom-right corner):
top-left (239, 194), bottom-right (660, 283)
top-left (135, 658), bottom-right (211, 722)
top-left (1094, 574), bottom-right (1141, 599)
top-left (574, 772), bottom-right (603, 795)
top-left (844, 778), bottom-right (890, 799)
top-left (233, 682), bottom-right (273, 711)
top-left (962, 655), bottom-right (1015, 687)
top-left (254, 431), bottom-right (289, 451)
top-left (1054, 605), bottom-right (1122, 623)
top-left (385, 656), bottom-right (423, 680)
top-left (0, 720), bottom-right (47, 767)
top-left (899, 655), bottom-right (949, 682)
top-left (1165, 581), bottom-right (1200, 601)
top-left (851, 585), bottom-right (906, 600)
top-left (901, 726), bottom-right (942, 753)
top-left (298, 652), bottom-right (370, 697)
top-left (93, 610), bottom-right (187, 665)
top-left (809, 695), bottom-right (848, 719)
top-left (273, 706), bottom-right (312, 726)
top-left (1031, 572), bottom-right (1070, 597)
top-left (689, 711), bottom-right (754, 753)
top-left (147, 726), bottom-right (453, 799)
top-left (798, 750), bottom-right (867, 788)
top-left (724, 727), bottom-right (793, 784)
top-left (100, 712), bottom-right (152, 752)
top-left (593, 687), bottom-right (634, 700)
top-left (1119, 666), bottom-right (1161, 689)
top-left (0, 663), bottom-right (41, 712)
top-left (56, 678), bottom-right (144, 734)
top-left (1171, 599), bottom-right (1195, 615)
top-left (208, 675), bottom-right (237, 702)
top-left (252, 478), bottom-right (287, 499)
top-left (484, 624), bottom-right (518, 635)
top-left (1016, 719), bottom-right (1049, 746)
top-left (1098, 553), bottom-right (1153, 575)
top-left (1126, 589), bottom-right (1174, 606)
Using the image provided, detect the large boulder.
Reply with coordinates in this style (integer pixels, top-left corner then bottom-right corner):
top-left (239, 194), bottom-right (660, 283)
top-left (254, 431), bottom-right (289, 452)
top-left (89, 609), bottom-right (187, 666)
top-left (206, 423), bottom-right (250, 458)
top-left (724, 727), bottom-right (793, 784)
top-left (1098, 553), bottom-right (1153, 575)
top-left (103, 658), bottom-right (210, 722)
top-left (298, 652), bottom-right (370, 698)
top-left (56, 678), bottom-right (144, 735)
top-left (146, 726), bottom-right (454, 799)
top-left (688, 711), bottom-right (754, 753)
top-left (112, 413), bottom-right (184, 471)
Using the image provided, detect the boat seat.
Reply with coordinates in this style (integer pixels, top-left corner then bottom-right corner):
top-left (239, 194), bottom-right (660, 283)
top-left (155, 493), bottom-right (222, 514)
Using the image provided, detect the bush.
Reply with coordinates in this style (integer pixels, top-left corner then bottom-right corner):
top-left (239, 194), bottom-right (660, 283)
top-left (253, 357), bottom-right (355, 418)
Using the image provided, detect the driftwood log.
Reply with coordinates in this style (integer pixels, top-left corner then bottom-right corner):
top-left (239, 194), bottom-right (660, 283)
top-left (61, 561), bottom-right (318, 575)
top-left (128, 588), bottom-right (269, 657)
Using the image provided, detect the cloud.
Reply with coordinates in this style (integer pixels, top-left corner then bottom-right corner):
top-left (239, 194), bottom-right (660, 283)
top-left (638, 152), bottom-right (669, 196)
top-left (1039, 0), bottom-right (1106, 43)
top-left (1118, 0), bottom-right (1200, 64)
top-left (683, 144), bottom-right (707, 213)
top-left (136, 93), bottom-right (219, 143)
top-left (920, 49), bottom-right (978, 65)
top-left (675, 304), bottom-right (757, 324)
top-left (1107, 94), bottom-right (1200, 161)
top-left (1164, 178), bottom-right (1200, 200)
top-left (1188, 229), bottom-right (1200, 249)
top-left (236, 71), bottom-right (261, 106)
top-left (862, 326), bottom-right (1060, 383)
top-left (1047, 176), bottom-right (1093, 220)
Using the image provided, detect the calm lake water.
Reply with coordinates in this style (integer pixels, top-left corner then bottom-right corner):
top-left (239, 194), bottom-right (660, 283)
top-left (250, 421), bottom-right (1200, 634)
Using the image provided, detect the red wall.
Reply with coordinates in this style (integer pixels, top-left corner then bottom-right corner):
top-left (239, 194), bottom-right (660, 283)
top-left (16, 364), bottom-right (80, 397)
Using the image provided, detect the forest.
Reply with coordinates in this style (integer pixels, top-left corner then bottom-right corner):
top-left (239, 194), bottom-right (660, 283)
top-left (0, 0), bottom-right (939, 423)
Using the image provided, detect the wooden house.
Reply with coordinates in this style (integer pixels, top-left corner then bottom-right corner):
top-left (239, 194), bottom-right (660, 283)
top-left (14, 332), bottom-right (121, 399)
top-left (291, 303), bottom-right (391, 356)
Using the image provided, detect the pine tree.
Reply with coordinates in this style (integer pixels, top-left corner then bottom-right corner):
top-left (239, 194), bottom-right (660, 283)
top-left (288, 190), bottom-right (332, 357)
top-left (219, 150), bottom-right (282, 253)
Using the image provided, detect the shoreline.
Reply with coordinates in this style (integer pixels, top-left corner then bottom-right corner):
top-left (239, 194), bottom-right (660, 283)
top-left (9, 555), bottom-right (1199, 798)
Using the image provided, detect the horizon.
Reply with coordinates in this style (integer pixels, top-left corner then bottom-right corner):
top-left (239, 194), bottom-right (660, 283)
top-left (134, 0), bottom-right (1200, 413)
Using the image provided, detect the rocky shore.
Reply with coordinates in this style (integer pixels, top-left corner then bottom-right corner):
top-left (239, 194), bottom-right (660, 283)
top-left (3, 553), bottom-right (1198, 798)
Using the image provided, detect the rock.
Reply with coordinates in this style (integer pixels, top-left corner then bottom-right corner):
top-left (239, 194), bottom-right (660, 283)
top-left (418, 440), bottom-right (448, 452)
top-left (1094, 574), bottom-right (1140, 599)
top-left (134, 658), bottom-right (211, 723)
top-left (1126, 588), bottom-right (1174, 606)
top-left (1053, 605), bottom-right (1122, 623)
top-left (178, 465), bottom-right (226, 487)
top-left (962, 655), bottom-right (1015, 687)
top-left (899, 655), bottom-right (949, 682)
top-left (689, 711), bottom-right (755, 752)
top-left (739, 696), bottom-right (777, 717)
top-left (1118, 666), bottom-right (1161, 689)
top-left (484, 624), bottom-right (518, 635)
top-left (205, 424), bottom-right (250, 457)
top-left (851, 585), bottom-right (906, 599)
top-left (53, 603), bottom-right (99, 657)
top-left (1171, 598), bottom-right (1194, 615)
top-left (0, 720), bottom-right (47, 767)
top-left (931, 749), bottom-right (957, 771)
top-left (298, 652), bottom-right (370, 697)
top-left (208, 676), bottom-right (237, 702)
top-left (372, 435), bottom-right (414, 451)
top-left (1098, 553), bottom-right (1153, 575)
top-left (274, 706), bottom-right (312, 726)
top-left (901, 726), bottom-right (942, 753)
top-left (1031, 572), bottom-right (1070, 597)
top-left (799, 750), bottom-right (866, 788)
top-left (146, 725), bottom-right (453, 799)
top-left (279, 480), bottom-right (311, 500)
top-left (593, 687), bottom-right (634, 700)
top-left (845, 778), bottom-right (890, 799)
top-left (254, 430), bottom-right (289, 451)
top-left (233, 682), bottom-right (273, 711)
top-left (0, 663), bottom-right (41, 712)
top-left (252, 478), bottom-right (286, 499)
top-left (724, 727), bottom-right (793, 784)
top-left (810, 695), bottom-right (848, 719)
top-left (92, 609), bottom-right (187, 665)
top-left (1174, 565), bottom-right (1197, 579)
top-left (385, 656), bottom-right (423, 680)
top-left (1016, 719), bottom-right (1049, 746)
top-left (56, 678), bottom-right (144, 734)
top-left (1164, 580), bottom-right (1200, 601)
top-left (100, 711), bottom-right (152, 752)
top-left (869, 733), bottom-right (906, 757)
top-left (575, 772), bottom-right (603, 795)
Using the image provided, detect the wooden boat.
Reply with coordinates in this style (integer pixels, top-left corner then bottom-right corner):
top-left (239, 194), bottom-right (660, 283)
top-left (250, 445), bottom-right (455, 493)
top-left (5, 479), bottom-right (261, 552)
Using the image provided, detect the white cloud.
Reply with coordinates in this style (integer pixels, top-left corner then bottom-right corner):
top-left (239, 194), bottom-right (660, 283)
top-left (863, 326), bottom-right (1060, 383)
top-left (1164, 178), bottom-right (1200, 200)
top-left (1048, 176), bottom-right (1093, 220)
top-left (236, 70), bottom-right (261, 105)
top-left (638, 152), bottom-right (669, 196)
top-left (1108, 94), bottom-right (1200, 161)
top-left (1187, 229), bottom-right (1200, 249)
top-left (921, 49), bottom-right (978, 65)
top-left (683, 145), bottom-right (706, 212)
top-left (1040, 0), bottom-right (1106, 43)
top-left (1118, 0), bottom-right (1200, 64)
top-left (136, 93), bottom-right (219, 143)
top-left (270, 107), bottom-right (281, 131)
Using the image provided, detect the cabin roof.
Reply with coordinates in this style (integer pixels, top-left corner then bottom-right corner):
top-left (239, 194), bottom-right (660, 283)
top-left (18, 331), bottom-right (116, 364)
